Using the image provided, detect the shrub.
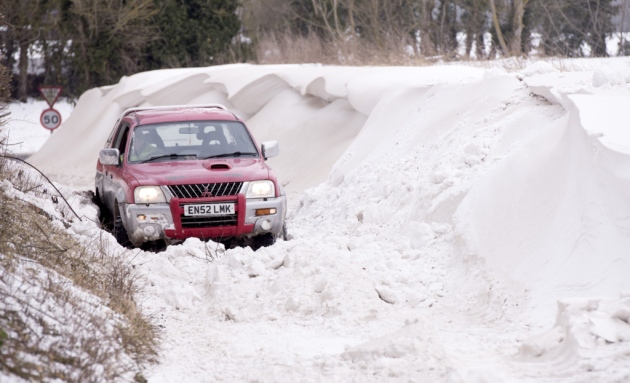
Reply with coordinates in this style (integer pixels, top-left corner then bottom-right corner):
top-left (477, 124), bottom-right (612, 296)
top-left (0, 77), bottom-right (156, 380)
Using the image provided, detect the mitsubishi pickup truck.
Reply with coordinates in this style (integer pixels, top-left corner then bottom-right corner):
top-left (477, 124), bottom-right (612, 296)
top-left (95, 104), bottom-right (287, 249)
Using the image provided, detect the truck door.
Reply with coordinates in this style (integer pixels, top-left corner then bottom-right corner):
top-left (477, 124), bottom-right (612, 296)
top-left (103, 122), bottom-right (131, 212)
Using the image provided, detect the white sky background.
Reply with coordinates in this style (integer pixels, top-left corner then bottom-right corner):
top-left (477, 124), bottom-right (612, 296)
top-left (3, 58), bottom-right (630, 382)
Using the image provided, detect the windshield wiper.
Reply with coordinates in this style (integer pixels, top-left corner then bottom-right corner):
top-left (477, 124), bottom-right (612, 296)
top-left (201, 151), bottom-right (258, 159)
top-left (140, 153), bottom-right (192, 163)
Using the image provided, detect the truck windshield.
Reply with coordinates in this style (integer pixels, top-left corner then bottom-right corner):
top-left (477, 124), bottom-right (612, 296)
top-left (127, 120), bottom-right (259, 163)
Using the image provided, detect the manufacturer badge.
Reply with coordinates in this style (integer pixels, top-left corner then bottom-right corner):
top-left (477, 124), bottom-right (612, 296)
top-left (200, 186), bottom-right (213, 198)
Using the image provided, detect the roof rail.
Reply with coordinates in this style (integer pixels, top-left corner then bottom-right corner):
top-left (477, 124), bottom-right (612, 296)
top-left (119, 104), bottom-right (228, 120)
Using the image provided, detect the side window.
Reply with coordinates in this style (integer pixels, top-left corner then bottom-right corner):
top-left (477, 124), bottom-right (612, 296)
top-left (105, 119), bottom-right (121, 147)
top-left (113, 123), bottom-right (130, 158)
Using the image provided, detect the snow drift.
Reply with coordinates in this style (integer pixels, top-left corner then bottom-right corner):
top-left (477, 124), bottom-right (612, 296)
top-left (18, 59), bottom-right (630, 381)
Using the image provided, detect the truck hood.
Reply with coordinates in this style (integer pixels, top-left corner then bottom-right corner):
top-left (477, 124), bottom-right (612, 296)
top-left (127, 158), bottom-right (271, 185)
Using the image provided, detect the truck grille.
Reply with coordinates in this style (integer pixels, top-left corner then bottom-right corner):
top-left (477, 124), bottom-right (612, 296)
top-left (168, 182), bottom-right (243, 199)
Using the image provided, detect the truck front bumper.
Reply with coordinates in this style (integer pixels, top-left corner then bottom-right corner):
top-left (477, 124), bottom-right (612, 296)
top-left (122, 193), bottom-right (286, 246)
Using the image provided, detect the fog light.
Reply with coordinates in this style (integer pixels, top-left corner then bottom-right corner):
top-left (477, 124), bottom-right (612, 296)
top-left (260, 219), bottom-right (272, 231)
top-left (143, 225), bottom-right (156, 236)
top-left (255, 208), bottom-right (277, 216)
top-left (138, 214), bottom-right (166, 222)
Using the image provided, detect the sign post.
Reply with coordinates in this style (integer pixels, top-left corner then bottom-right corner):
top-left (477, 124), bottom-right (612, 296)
top-left (38, 86), bottom-right (63, 133)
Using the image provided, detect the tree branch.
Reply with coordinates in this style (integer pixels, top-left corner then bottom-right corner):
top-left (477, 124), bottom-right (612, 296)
top-left (0, 155), bottom-right (82, 221)
top-left (489, 0), bottom-right (510, 55)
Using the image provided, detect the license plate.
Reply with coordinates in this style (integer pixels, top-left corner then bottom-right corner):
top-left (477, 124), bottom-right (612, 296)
top-left (184, 203), bottom-right (235, 216)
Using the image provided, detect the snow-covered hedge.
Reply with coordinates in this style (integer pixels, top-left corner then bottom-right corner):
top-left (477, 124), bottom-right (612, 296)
top-left (0, 139), bottom-right (156, 382)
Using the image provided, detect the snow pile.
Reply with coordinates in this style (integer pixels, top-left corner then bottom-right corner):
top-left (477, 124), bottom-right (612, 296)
top-left (454, 92), bottom-right (630, 318)
top-left (0, 257), bottom-right (136, 382)
top-left (5, 58), bottom-right (630, 381)
top-left (520, 295), bottom-right (630, 358)
top-left (517, 295), bottom-right (630, 381)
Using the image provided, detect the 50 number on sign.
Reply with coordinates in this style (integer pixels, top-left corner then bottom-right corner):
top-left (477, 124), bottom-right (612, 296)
top-left (40, 108), bottom-right (62, 130)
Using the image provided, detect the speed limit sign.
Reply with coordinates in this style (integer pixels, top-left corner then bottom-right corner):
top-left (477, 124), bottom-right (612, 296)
top-left (40, 108), bottom-right (62, 131)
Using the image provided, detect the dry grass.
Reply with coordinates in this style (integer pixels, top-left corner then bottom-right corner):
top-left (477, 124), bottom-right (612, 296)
top-left (0, 132), bottom-right (157, 381)
top-left (255, 32), bottom-right (433, 67)
top-left (253, 32), bottom-right (588, 74)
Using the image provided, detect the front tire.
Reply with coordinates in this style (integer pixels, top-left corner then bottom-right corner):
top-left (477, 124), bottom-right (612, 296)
top-left (94, 189), bottom-right (111, 228)
top-left (251, 223), bottom-right (287, 250)
top-left (252, 233), bottom-right (276, 250)
top-left (280, 222), bottom-right (288, 241)
top-left (112, 201), bottom-right (132, 248)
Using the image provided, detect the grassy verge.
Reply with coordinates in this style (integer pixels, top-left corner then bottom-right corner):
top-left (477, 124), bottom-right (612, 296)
top-left (0, 132), bottom-right (157, 382)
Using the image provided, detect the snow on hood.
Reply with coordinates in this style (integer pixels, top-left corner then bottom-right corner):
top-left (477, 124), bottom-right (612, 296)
top-left (9, 58), bottom-right (630, 382)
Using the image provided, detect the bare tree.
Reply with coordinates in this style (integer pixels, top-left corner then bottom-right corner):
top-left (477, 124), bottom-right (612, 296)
top-left (489, 0), bottom-right (510, 55)
top-left (539, 0), bottom-right (617, 57)
top-left (511, 0), bottom-right (532, 55)
top-left (419, 0), bottom-right (437, 56)
top-left (619, 0), bottom-right (630, 54)
top-left (461, 0), bottom-right (488, 58)
top-left (0, 0), bottom-right (47, 101)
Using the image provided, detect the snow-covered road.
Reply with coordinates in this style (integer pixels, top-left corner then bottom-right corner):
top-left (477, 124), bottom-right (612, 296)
top-left (7, 59), bottom-right (630, 382)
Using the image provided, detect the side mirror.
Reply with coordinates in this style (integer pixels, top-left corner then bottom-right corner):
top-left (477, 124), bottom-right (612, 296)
top-left (99, 148), bottom-right (120, 166)
top-left (261, 141), bottom-right (279, 159)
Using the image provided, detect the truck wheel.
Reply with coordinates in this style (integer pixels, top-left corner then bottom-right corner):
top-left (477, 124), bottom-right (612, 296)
top-left (93, 190), bottom-right (110, 229)
top-left (281, 223), bottom-right (288, 241)
top-left (113, 201), bottom-right (132, 248)
top-left (252, 233), bottom-right (276, 250)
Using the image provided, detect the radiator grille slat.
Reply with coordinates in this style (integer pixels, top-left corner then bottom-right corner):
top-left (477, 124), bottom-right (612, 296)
top-left (167, 182), bottom-right (243, 199)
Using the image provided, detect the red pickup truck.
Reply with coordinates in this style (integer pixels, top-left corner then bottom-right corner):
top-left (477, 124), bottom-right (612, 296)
top-left (95, 104), bottom-right (287, 249)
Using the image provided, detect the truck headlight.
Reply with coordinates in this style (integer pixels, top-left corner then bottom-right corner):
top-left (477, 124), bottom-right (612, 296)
top-left (246, 181), bottom-right (275, 199)
top-left (134, 186), bottom-right (166, 204)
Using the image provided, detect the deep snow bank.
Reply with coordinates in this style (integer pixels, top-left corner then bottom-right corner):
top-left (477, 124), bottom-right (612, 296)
top-left (454, 93), bottom-right (630, 317)
top-left (135, 63), bottom-right (630, 381)
top-left (27, 64), bottom-right (482, 191)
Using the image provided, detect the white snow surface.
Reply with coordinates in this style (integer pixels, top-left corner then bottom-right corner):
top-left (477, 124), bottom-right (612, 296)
top-left (4, 59), bottom-right (630, 382)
